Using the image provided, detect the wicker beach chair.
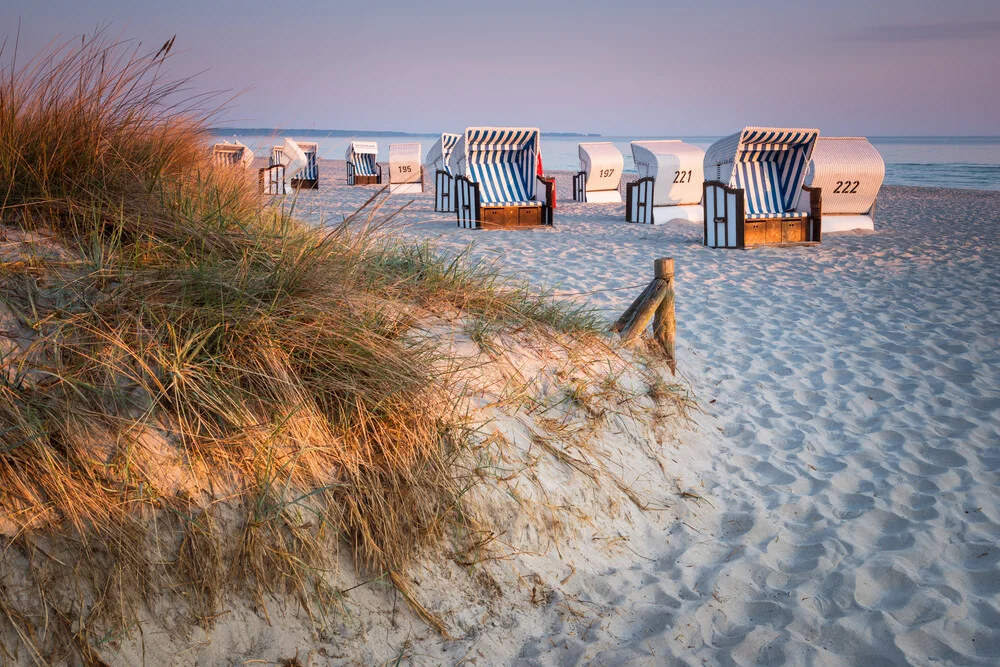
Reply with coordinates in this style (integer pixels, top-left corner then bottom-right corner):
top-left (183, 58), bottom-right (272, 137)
top-left (427, 133), bottom-right (460, 212)
top-left (289, 141), bottom-right (319, 189)
top-left (388, 143), bottom-right (424, 194)
top-left (261, 138), bottom-right (307, 195)
top-left (703, 127), bottom-right (822, 248)
top-left (802, 137), bottom-right (884, 232)
top-left (346, 141), bottom-right (381, 186)
top-left (626, 141), bottom-right (705, 223)
top-left (572, 143), bottom-right (624, 203)
top-left (452, 127), bottom-right (555, 229)
top-left (271, 141), bottom-right (318, 190)
top-left (213, 141), bottom-right (254, 169)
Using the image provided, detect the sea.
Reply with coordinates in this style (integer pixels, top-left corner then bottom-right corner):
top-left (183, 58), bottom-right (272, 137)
top-left (210, 131), bottom-right (1000, 191)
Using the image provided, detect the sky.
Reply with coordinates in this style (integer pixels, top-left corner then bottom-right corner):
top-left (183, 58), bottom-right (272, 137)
top-left (2, 0), bottom-right (999, 136)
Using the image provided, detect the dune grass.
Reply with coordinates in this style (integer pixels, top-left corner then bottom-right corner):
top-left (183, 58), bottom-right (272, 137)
top-left (0, 31), bottom-right (608, 660)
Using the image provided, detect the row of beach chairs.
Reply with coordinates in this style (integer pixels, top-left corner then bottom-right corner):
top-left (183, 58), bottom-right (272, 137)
top-left (212, 138), bottom-right (319, 195)
top-left (213, 125), bottom-right (885, 249)
top-left (579, 129), bottom-right (885, 246)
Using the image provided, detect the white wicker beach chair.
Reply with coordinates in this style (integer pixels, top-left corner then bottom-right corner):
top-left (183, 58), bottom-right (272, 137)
top-left (388, 143), bottom-right (424, 194)
top-left (284, 141), bottom-right (318, 189)
top-left (452, 127), bottom-right (555, 229)
top-left (626, 141), bottom-right (705, 224)
top-left (703, 127), bottom-right (822, 248)
top-left (346, 141), bottom-right (381, 186)
top-left (572, 143), bottom-right (623, 203)
top-left (802, 137), bottom-right (884, 232)
top-left (427, 133), bottom-right (460, 211)
top-left (261, 138), bottom-right (308, 195)
top-left (213, 141), bottom-right (254, 170)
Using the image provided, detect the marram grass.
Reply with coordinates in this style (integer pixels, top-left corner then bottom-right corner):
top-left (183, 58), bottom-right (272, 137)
top-left (0, 30), bottom-right (607, 661)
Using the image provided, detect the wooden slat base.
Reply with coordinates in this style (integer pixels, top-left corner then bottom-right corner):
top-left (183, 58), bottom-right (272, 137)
top-left (744, 217), bottom-right (809, 247)
top-left (291, 178), bottom-right (319, 190)
top-left (480, 205), bottom-right (545, 229)
top-left (351, 175), bottom-right (379, 186)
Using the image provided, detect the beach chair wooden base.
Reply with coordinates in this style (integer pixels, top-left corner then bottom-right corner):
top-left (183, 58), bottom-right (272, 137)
top-left (744, 218), bottom-right (807, 245)
top-left (480, 205), bottom-right (546, 229)
top-left (291, 178), bottom-right (318, 190)
top-left (352, 175), bottom-right (380, 186)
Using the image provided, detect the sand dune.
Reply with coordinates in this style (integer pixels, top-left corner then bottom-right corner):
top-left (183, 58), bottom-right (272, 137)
top-left (279, 161), bottom-right (1000, 665)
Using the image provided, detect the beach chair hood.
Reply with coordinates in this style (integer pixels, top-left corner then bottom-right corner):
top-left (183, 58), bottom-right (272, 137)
top-left (389, 142), bottom-right (422, 185)
top-left (631, 140), bottom-right (705, 207)
top-left (579, 142), bottom-right (624, 193)
top-left (804, 137), bottom-right (884, 215)
top-left (426, 133), bottom-right (461, 176)
top-left (458, 127), bottom-right (541, 204)
top-left (705, 127), bottom-right (819, 214)
top-left (346, 141), bottom-right (379, 176)
top-left (277, 138), bottom-right (308, 179)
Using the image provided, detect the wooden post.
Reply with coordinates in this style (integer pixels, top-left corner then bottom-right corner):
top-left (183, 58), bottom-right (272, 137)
top-left (653, 258), bottom-right (676, 373)
top-left (619, 279), bottom-right (669, 346)
top-left (611, 281), bottom-right (656, 333)
top-left (615, 257), bottom-right (677, 373)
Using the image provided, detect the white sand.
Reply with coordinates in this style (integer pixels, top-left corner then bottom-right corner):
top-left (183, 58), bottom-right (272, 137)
top-left (136, 161), bottom-right (998, 665)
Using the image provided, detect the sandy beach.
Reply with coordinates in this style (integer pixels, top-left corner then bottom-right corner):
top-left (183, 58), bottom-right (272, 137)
top-left (259, 160), bottom-right (1000, 665)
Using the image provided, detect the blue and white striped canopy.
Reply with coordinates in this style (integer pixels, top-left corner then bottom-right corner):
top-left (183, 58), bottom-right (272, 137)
top-left (441, 133), bottom-right (459, 175)
top-left (463, 127), bottom-right (540, 204)
top-left (346, 141), bottom-right (378, 176)
top-left (705, 127), bottom-right (819, 215)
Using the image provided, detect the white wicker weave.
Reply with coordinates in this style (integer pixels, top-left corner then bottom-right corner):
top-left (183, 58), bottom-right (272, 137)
top-left (389, 143), bottom-right (423, 194)
top-left (629, 140), bottom-right (705, 223)
top-left (278, 138), bottom-right (307, 179)
top-left (577, 142), bottom-right (623, 203)
top-left (803, 137), bottom-right (884, 232)
top-left (346, 141), bottom-right (378, 163)
top-left (213, 141), bottom-right (254, 170)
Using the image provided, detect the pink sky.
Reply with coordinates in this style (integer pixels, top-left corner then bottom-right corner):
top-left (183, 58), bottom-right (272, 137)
top-left (3, 0), bottom-right (999, 135)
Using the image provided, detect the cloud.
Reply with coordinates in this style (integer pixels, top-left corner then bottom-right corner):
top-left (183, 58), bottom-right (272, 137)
top-left (844, 19), bottom-right (1000, 42)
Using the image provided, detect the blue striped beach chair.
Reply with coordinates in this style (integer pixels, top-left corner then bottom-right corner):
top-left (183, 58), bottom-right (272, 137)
top-left (346, 141), bottom-right (381, 186)
top-left (427, 133), bottom-right (460, 212)
top-left (388, 143), bottom-right (424, 194)
top-left (703, 127), bottom-right (822, 248)
top-left (625, 141), bottom-right (705, 224)
top-left (291, 141), bottom-right (319, 189)
top-left (452, 127), bottom-right (555, 229)
top-left (272, 141), bottom-right (319, 190)
top-left (573, 143), bottom-right (623, 203)
top-left (213, 141), bottom-right (254, 170)
top-left (802, 137), bottom-right (884, 233)
top-left (262, 138), bottom-right (308, 194)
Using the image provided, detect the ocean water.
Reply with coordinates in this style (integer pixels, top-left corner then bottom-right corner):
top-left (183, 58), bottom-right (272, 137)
top-left (211, 132), bottom-right (1000, 191)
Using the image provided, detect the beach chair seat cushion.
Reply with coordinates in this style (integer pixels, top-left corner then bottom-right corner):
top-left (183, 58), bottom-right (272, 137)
top-left (484, 199), bottom-right (543, 207)
top-left (745, 211), bottom-right (809, 220)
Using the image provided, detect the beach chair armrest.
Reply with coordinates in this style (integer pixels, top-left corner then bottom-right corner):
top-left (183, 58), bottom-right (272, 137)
top-left (536, 175), bottom-right (555, 207)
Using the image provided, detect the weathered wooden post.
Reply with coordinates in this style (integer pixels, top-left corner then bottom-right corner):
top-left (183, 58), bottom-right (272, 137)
top-left (615, 257), bottom-right (677, 374)
top-left (652, 258), bottom-right (676, 373)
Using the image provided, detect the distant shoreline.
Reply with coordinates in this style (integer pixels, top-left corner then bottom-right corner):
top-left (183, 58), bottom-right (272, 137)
top-left (210, 128), bottom-right (1000, 142)
top-left (208, 128), bottom-right (603, 138)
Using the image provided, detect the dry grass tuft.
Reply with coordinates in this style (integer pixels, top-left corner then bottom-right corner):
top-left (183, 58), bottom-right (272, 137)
top-left (0, 30), bottom-right (617, 661)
